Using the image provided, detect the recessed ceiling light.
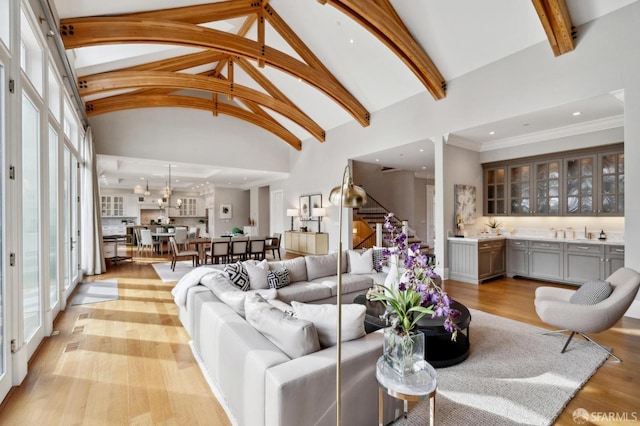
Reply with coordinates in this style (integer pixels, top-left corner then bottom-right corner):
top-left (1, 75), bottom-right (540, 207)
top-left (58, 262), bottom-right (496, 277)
top-left (375, 159), bottom-right (379, 162)
top-left (419, 149), bottom-right (424, 152)
top-left (140, 177), bottom-right (145, 180)
top-left (206, 181), bottom-right (210, 184)
top-left (349, 38), bottom-right (354, 44)
top-left (489, 131), bottom-right (495, 135)
top-left (422, 166), bottom-right (426, 170)
top-left (175, 179), bottom-right (179, 182)
top-left (572, 111), bottom-right (581, 116)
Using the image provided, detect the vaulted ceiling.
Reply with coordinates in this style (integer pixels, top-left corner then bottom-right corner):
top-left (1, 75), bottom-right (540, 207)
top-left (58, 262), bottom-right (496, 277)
top-left (50, 0), bottom-right (635, 189)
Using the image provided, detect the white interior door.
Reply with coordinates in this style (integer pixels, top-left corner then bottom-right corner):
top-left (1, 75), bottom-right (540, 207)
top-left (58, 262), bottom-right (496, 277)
top-left (270, 189), bottom-right (284, 243)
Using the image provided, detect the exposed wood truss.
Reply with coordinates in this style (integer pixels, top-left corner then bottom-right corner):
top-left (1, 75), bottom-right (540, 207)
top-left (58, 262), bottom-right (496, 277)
top-left (80, 71), bottom-right (325, 143)
top-left (318, 0), bottom-right (446, 99)
top-left (532, 0), bottom-right (575, 56)
top-left (60, 0), bottom-right (447, 148)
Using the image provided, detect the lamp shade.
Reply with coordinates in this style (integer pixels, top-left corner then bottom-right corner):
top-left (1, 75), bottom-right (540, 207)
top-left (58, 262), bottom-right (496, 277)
top-left (312, 207), bottom-right (326, 217)
top-left (329, 182), bottom-right (367, 208)
top-left (286, 208), bottom-right (299, 217)
top-left (133, 184), bottom-right (144, 194)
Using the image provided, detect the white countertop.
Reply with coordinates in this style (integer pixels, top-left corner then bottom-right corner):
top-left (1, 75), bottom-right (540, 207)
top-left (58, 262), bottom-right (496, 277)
top-left (448, 235), bottom-right (623, 246)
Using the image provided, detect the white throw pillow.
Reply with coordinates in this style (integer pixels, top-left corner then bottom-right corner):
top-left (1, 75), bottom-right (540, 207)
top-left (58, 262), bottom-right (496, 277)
top-left (244, 259), bottom-right (269, 290)
top-left (291, 301), bottom-right (366, 348)
top-left (245, 293), bottom-right (320, 359)
top-left (202, 270), bottom-right (276, 317)
top-left (347, 248), bottom-right (375, 274)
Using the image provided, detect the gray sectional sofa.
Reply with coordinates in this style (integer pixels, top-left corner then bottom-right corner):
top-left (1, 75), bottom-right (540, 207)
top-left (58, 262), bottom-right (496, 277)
top-left (173, 251), bottom-right (402, 426)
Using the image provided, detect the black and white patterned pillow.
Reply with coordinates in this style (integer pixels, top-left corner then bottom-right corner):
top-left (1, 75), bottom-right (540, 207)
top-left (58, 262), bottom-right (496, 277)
top-left (267, 268), bottom-right (290, 289)
top-left (372, 248), bottom-right (386, 272)
top-left (570, 280), bottom-right (612, 305)
top-left (224, 262), bottom-right (250, 291)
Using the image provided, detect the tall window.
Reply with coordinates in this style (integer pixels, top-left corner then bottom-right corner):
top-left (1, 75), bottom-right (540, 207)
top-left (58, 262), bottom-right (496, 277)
top-left (49, 125), bottom-right (59, 308)
top-left (0, 0), bottom-right (9, 48)
top-left (22, 92), bottom-right (41, 341)
top-left (20, 9), bottom-right (43, 96)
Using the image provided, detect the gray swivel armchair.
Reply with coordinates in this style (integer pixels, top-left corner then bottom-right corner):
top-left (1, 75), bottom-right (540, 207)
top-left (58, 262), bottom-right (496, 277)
top-left (534, 267), bottom-right (640, 361)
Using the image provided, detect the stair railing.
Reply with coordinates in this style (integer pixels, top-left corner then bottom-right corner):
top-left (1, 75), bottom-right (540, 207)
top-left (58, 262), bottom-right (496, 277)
top-left (353, 191), bottom-right (408, 249)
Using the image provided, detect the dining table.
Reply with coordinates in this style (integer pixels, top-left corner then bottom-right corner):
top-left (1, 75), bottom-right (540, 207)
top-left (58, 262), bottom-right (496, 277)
top-left (151, 231), bottom-right (175, 254)
top-left (185, 237), bottom-right (212, 265)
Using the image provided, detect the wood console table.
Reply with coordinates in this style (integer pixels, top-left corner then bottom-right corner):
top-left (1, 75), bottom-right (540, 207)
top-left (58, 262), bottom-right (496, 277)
top-left (285, 231), bottom-right (328, 255)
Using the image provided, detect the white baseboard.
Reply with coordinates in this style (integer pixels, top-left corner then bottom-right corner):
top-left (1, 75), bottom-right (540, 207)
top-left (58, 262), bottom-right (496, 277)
top-left (624, 299), bottom-right (640, 319)
top-left (188, 341), bottom-right (239, 426)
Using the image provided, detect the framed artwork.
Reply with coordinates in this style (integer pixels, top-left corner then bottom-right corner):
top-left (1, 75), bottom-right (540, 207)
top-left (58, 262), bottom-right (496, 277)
top-left (219, 203), bottom-right (232, 220)
top-left (299, 195), bottom-right (311, 220)
top-left (309, 194), bottom-right (322, 220)
top-left (454, 184), bottom-right (476, 224)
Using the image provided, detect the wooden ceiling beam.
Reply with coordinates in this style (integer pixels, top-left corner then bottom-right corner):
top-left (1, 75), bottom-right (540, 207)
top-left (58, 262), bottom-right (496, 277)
top-left (86, 94), bottom-right (301, 150)
top-left (60, 17), bottom-right (370, 126)
top-left (318, 0), bottom-right (446, 100)
top-left (78, 70), bottom-right (325, 142)
top-left (263, 4), bottom-right (339, 85)
top-left (532, 0), bottom-right (575, 56)
top-left (123, 0), bottom-right (261, 24)
top-left (117, 50), bottom-right (228, 73)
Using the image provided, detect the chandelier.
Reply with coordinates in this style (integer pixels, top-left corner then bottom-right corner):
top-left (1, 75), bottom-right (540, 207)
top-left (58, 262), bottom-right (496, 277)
top-left (157, 164), bottom-right (182, 210)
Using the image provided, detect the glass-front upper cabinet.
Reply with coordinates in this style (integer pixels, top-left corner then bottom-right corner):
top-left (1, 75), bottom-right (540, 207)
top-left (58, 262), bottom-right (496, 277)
top-left (485, 166), bottom-right (506, 215)
top-left (534, 160), bottom-right (561, 215)
top-left (509, 164), bottom-right (531, 215)
top-left (565, 154), bottom-right (597, 215)
top-left (599, 151), bottom-right (624, 215)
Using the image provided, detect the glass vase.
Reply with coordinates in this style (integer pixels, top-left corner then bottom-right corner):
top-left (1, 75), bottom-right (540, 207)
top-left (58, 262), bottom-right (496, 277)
top-left (383, 328), bottom-right (425, 377)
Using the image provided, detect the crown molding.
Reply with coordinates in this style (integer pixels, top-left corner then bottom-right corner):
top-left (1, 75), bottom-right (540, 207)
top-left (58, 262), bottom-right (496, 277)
top-left (480, 115), bottom-right (624, 152)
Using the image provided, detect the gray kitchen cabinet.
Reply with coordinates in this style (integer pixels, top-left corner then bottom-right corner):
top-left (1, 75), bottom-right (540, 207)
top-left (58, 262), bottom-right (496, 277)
top-left (449, 238), bottom-right (505, 284)
top-left (478, 240), bottom-right (506, 281)
top-left (528, 241), bottom-right (564, 282)
top-left (484, 166), bottom-right (507, 215)
top-left (507, 240), bottom-right (529, 277)
top-left (598, 151), bottom-right (624, 216)
top-left (604, 245), bottom-right (625, 277)
top-left (564, 243), bottom-right (605, 283)
top-left (483, 144), bottom-right (623, 217)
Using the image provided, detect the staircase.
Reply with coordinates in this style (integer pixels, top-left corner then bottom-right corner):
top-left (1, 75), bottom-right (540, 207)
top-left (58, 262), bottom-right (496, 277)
top-left (353, 193), bottom-right (427, 251)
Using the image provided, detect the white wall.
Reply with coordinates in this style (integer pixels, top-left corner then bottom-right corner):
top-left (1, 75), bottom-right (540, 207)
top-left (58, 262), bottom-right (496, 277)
top-left (91, 107), bottom-right (291, 173)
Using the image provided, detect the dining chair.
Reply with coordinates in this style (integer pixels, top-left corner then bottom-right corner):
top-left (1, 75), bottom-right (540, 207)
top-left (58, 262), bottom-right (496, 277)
top-left (205, 238), bottom-right (231, 264)
top-left (264, 233), bottom-right (282, 260)
top-left (174, 227), bottom-right (188, 252)
top-left (248, 237), bottom-right (266, 260)
top-left (134, 228), bottom-right (143, 256)
top-left (139, 229), bottom-right (160, 256)
top-left (169, 236), bottom-right (199, 271)
top-left (229, 236), bottom-right (249, 262)
top-left (188, 227), bottom-right (198, 240)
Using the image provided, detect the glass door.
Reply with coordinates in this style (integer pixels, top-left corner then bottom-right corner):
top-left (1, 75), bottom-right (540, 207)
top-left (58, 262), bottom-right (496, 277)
top-left (0, 58), bottom-right (11, 403)
top-left (48, 125), bottom-right (59, 318)
top-left (63, 146), bottom-right (80, 300)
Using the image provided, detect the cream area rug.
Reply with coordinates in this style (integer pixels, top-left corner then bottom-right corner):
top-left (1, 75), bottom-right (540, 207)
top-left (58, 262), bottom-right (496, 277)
top-left (152, 261), bottom-right (196, 283)
top-left (71, 280), bottom-right (118, 305)
top-left (392, 309), bottom-right (609, 426)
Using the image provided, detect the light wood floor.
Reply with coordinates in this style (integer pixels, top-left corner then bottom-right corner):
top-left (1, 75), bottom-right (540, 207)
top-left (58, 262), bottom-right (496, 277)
top-left (0, 247), bottom-right (638, 425)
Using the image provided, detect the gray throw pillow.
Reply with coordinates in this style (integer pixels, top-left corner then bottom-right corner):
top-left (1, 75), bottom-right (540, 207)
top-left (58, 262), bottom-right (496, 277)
top-left (570, 280), bottom-right (613, 305)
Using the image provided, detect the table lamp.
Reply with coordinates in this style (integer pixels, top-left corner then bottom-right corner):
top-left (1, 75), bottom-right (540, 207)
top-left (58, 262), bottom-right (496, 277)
top-left (312, 207), bottom-right (327, 233)
top-left (286, 208), bottom-right (299, 231)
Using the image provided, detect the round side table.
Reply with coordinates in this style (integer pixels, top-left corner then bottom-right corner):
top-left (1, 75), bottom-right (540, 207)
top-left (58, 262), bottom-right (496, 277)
top-left (376, 356), bottom-right (437, 426)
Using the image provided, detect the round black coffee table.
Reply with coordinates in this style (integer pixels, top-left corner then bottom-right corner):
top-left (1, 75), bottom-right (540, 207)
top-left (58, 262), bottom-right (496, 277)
top-left (354, 295), bottom-right (471, 368)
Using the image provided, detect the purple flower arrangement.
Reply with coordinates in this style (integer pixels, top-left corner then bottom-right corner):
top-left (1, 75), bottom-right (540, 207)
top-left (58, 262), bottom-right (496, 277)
top-left (371, 213), bottom-right (459, 340)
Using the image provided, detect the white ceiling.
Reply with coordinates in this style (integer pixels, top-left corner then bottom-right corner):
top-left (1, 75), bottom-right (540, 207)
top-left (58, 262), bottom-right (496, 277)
top-left (51, 0), bottom-right (636, 190)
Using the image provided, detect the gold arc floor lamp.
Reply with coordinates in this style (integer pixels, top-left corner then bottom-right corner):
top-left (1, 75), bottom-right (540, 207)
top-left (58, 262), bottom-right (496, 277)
top-left (329, 165), bottom-right (366, 426)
